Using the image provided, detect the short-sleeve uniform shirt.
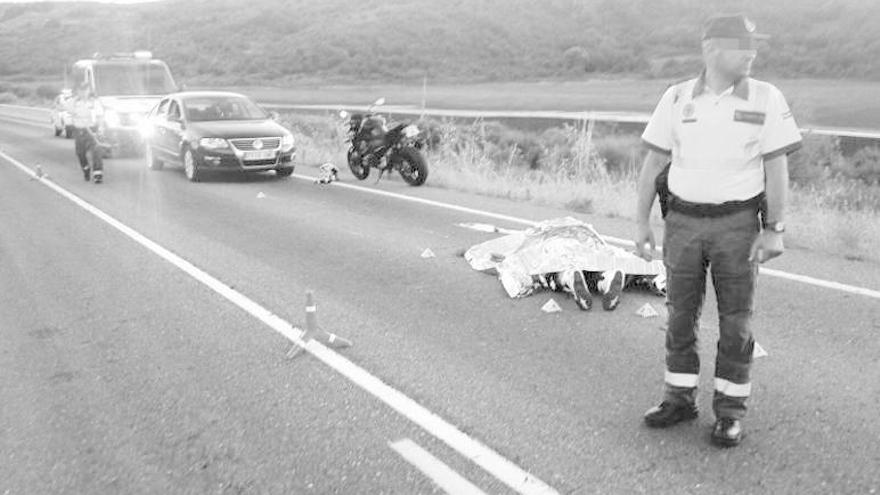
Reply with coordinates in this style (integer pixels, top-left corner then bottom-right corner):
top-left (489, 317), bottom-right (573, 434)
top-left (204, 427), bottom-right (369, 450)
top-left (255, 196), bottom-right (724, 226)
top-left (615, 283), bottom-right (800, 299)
top-left (71, 97), bottom-right (97, 129)
top-left (641, 74), bottom-right (802, 204)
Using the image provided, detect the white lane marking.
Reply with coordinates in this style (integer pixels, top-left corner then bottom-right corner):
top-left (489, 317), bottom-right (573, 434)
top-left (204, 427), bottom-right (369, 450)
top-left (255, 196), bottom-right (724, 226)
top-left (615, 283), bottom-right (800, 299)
top-left (1, 149), bottom-right (559, 495)
top-left (293, 174), bottom-right (880, 301)
top-left (390, 438), bottom-right (488, 495)
top-left (0, 115), bottom-right (48, 128)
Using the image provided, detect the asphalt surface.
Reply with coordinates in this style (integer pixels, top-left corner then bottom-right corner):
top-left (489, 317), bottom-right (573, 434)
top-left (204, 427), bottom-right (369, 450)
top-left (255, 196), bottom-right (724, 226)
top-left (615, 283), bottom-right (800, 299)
top-left (1, 108), bottom-right (879, 494)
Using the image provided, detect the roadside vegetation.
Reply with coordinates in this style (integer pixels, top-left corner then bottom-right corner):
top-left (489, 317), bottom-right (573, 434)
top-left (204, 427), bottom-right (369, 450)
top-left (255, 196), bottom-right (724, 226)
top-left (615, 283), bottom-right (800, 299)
top-left (282, 112), bottom-right (880, 263)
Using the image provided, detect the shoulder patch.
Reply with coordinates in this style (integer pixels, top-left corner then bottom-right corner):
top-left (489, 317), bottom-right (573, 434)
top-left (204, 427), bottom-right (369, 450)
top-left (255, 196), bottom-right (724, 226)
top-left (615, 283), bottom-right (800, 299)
top-left (670, 79), bottom-right (693, 104)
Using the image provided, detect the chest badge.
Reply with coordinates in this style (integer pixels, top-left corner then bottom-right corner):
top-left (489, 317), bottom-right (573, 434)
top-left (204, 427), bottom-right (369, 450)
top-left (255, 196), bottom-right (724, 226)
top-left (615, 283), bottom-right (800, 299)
top-left (681, 102), bottom-right (697, 123)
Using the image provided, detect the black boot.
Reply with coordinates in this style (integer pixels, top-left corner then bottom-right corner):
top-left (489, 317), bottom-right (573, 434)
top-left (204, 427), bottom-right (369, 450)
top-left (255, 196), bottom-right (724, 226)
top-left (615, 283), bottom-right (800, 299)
top-left (643, 401), bottom-right (698, 428)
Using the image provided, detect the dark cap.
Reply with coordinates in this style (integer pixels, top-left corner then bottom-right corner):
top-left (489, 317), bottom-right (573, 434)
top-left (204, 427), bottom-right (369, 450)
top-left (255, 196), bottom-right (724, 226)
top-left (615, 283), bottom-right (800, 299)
top-left (702, 14), bottom-right (769, 41)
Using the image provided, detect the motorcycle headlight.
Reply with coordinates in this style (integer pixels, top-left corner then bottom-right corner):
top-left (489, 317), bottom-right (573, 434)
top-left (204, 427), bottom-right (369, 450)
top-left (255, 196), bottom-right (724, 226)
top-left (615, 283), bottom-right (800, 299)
top-left (103, 109), bottom-right (120, 128)
top-left (281, 133), bottom-right (295, 151)
top-left (199, 137), bottom-right (229, 149)
top-left (403, 124), bottom-right (420, 138)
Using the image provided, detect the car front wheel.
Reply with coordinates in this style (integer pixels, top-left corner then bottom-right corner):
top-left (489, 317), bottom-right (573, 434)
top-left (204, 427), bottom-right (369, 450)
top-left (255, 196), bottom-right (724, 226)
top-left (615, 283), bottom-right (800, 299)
top-left (183, 148), bottom-right (201, 182)
top-left (276, 166), bottom-right (294, 178)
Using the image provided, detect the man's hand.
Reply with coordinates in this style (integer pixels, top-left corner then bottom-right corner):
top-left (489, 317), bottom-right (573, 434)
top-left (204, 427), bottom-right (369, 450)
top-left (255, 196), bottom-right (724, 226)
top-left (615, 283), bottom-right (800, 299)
top-left (634, 223), bottom-right (657, 261)
top-left (749, 231), bottom-right (784, 263)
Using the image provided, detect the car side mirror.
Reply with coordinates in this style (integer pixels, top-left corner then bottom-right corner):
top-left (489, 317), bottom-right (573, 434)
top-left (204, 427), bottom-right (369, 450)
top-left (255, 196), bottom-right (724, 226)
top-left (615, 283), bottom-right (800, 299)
top-left (269, 110), bottom-right (280, 121)
top-left (178, 82), bottom-right (188, 92)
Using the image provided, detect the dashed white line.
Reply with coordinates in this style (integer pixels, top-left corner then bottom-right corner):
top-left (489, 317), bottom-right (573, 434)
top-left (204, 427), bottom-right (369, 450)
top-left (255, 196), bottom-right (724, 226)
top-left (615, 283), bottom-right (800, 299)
top-left (296, 174), bottom-right (880, 301)
top-left (0, 148), bottom-right (559, 495)
top-left (390, 438), bottom-right (488, 495)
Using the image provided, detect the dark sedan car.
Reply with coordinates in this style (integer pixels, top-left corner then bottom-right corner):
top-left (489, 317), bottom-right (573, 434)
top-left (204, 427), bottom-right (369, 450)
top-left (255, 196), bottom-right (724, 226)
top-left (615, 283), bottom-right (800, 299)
top-left (142, 91), bottom-right (295, 181)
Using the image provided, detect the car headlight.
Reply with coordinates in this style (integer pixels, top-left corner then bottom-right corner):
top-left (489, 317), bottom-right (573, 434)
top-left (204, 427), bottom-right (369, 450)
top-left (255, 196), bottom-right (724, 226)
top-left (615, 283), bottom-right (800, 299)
top-left (103, 109), bottom-right (120, 128)
top-left (281, 133), bottom-right (295, 152)
top-left (139, 121), bottom-right (153, 139)
top-left (199, 137), bottom-right (229, 149)
top-left (403, 124), bottom-right (420, 138)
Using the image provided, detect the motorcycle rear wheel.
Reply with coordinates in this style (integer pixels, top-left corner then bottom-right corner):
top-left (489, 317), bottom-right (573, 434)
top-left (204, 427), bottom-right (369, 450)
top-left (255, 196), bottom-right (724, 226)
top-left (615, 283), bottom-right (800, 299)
top-left (396, 147), bottom-right (428, 186)
top-left (347, 148), bottom-right (370, 180)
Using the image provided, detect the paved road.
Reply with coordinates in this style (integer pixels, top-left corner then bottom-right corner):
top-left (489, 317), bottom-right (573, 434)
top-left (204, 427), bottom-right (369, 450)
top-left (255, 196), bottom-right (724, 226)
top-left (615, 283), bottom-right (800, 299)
top-left (1, 110), bottom-right (878, 494)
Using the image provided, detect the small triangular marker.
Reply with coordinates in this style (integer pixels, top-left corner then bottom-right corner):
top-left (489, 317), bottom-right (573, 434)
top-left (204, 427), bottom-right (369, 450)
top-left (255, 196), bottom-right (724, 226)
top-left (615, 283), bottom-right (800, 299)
top-left (420, 248), bottom-right (435, 258)
top-left (257, 192), bottom-right (266, 199)
top-left (753, 341), bottom-right (768, 358)
top-left (541, 298), bottom-right (562, 313)
top-left (636, 303), bottom-right (660, 318)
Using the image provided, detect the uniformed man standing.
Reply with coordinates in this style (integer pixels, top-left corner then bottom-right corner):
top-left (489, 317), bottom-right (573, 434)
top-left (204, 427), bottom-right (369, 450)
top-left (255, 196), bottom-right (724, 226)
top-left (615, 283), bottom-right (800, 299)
top-left (71, 82), bottom-right (103, 184)
top-left (634, 14), bottom-right (802, 447)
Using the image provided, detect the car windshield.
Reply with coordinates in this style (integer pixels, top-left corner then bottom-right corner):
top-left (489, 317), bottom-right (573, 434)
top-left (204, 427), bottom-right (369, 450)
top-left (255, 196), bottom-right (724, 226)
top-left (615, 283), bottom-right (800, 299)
top-left (183, 96), bottom-right (269, 122)
top-left (94, 62), bottom-right (176, 96)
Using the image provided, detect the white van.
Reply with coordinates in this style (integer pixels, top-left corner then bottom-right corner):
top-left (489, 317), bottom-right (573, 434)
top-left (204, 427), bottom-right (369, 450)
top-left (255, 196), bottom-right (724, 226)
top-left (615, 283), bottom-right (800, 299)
top-left (70, 51), bottom-right (178, 155)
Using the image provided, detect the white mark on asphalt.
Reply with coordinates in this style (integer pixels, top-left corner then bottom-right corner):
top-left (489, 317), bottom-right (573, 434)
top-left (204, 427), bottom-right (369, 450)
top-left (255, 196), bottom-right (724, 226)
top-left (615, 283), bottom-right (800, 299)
top-left (1, 149), bottom-right (559, 495)
top-left (390, 438), bottom-right (488, 495)
top-left (292, 174), bottom-right (880, 301)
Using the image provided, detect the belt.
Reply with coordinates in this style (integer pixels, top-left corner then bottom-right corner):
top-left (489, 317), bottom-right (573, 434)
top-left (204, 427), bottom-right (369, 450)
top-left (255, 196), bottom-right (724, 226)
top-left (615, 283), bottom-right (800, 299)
top-left (667, 192), bottom-right (765, 218)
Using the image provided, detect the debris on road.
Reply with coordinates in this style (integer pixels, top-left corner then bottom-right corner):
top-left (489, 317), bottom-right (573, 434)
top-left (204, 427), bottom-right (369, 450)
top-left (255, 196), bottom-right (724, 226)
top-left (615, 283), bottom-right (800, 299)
top-left (636, 303), bottom-right (660, 318)
top-left (314, 162), bottom-right (339, 184)
top-left (287, 290), bottom-right (352, 359)
top-left (457, 222), bottom-right (520, 235)
top-left (541, 299), bottom-right (562, 313)
top-left (257, 191), bottom-right (267, 199)
top-left (420, 248), bottom-right (436, 258)
top-left (30, 164), bottom-right (48, 180)
top-left (753, 342), bottom-right (769, 358)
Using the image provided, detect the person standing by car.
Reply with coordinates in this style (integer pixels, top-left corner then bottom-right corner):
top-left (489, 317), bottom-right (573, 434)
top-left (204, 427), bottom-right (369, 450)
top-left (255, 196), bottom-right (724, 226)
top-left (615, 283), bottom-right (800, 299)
top-left (71, 82), bottom-right (103, 183)
top-left (633, 14), bottom-right (802, 447)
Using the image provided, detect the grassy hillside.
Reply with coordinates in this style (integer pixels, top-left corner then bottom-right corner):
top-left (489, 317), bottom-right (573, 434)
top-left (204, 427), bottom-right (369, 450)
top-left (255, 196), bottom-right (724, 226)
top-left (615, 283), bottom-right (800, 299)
top-left (1, 0), bottom-right (879, 85)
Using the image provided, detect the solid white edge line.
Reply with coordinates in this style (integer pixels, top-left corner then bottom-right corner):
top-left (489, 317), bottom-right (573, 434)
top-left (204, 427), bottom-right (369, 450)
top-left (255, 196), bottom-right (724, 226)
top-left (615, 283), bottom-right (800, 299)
top-left (0, 115), bottom-right (48, 128)
top-left (0, 149), bottom-right (559, 495)
top-left (389, 439), bottom-right (488, 495)
top-left (294, 174), bottom-right (880, 301)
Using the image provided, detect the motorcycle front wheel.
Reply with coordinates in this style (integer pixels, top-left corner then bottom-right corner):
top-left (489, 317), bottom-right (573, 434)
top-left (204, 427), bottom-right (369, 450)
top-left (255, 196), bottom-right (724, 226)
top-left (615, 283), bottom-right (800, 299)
top-left (347, 148), bottom-right (370, 180)
top-left (395, 147), bottom-right (428, 186)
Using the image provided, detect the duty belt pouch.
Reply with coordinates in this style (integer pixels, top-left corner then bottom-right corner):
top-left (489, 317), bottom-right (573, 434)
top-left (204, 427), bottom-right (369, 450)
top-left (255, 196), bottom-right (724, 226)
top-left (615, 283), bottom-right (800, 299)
top-left (656, 161), bottom-right (671, 218)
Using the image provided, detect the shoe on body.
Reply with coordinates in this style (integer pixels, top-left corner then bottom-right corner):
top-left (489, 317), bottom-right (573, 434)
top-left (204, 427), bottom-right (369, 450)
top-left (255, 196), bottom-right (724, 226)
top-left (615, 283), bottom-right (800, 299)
top-left (598, 269), bottom-right (625, 311)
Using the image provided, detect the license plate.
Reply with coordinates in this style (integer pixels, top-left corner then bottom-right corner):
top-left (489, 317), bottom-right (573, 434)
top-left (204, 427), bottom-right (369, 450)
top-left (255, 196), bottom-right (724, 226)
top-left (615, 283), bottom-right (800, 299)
top-left (243, 150), bottom-right (275, 161)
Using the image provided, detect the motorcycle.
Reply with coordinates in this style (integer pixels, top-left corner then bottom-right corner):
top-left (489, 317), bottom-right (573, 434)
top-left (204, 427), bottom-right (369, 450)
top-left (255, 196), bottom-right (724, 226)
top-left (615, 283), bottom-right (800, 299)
top-left (339, 98), bottom-right (428, 186)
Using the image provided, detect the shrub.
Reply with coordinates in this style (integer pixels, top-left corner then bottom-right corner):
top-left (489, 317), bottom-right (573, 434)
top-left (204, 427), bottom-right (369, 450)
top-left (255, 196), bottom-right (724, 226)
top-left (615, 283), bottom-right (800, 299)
top-left (840, 146), bottom-right (880, 185)
top-left (788, 134), bottom-right (837, 185)
top-left (36, 84), bottom-right (58, 100)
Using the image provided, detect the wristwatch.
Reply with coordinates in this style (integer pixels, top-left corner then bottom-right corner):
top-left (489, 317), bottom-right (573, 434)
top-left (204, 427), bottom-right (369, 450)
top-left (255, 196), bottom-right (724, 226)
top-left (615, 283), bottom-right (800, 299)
top-left (764, 221), bottom-right (785, 233)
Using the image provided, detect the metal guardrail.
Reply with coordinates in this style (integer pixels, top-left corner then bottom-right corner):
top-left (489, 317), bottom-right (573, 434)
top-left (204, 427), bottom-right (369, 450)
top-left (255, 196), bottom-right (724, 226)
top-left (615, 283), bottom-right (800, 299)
top-left (265, 103), bottom-right (880, 141)
top-left (6, 102), bottom-right (880, 141)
